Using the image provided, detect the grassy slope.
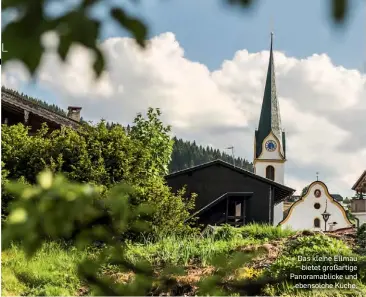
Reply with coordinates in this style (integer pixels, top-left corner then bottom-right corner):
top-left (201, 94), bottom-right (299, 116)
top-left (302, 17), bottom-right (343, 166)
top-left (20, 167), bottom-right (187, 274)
top-left (124, 224), bottom-right (294, 267)
top-left (2, 224), bottom-right (293, 295)
top-left (2, 224), bottom-right (366, 296)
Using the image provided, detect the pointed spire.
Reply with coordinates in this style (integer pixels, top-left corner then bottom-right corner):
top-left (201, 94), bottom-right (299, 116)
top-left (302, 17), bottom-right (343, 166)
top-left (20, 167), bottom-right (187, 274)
top-left (270, 31), bottom-right (274, 51)
top-left (255, 32), bottom-right (284, 158)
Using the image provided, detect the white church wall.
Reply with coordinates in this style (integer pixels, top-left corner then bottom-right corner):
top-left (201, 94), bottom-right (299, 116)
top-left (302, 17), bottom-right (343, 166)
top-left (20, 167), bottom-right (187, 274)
top-left (280, 182), bottom-right (352, 231)
top-left (273, 202), bottom-right (284, 226)
top-left (255, 162), bottom-right (285, 185)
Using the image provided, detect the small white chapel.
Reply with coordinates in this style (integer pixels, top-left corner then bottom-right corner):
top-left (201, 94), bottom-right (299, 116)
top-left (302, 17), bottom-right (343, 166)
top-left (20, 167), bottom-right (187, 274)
top-left (279, 181), bottom-right (352, 231)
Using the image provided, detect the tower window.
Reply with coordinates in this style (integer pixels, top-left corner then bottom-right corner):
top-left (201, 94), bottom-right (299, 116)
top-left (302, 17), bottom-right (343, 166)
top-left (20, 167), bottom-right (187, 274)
top-left (266, 166), bottom-right (275, 181)
top-left (314, 218), bottom-right (320, 228)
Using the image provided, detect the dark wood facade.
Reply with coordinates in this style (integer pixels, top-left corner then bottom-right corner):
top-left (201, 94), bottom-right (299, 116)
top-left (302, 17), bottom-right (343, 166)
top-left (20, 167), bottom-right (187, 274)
top-left (165, 160), bottom-right (295, 227)
top-left (1, 87), bottom-right (80, 134)
top-left (352, 170), bottom-right (366, 199)
top-left (351, 170), bottom-right (366, 214)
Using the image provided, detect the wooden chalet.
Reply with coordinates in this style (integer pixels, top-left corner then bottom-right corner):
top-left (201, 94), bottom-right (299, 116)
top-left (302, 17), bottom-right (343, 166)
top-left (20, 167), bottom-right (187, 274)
top-left (1, 87), bottom-right (81, 134)
top-left (352, 170), bottom-right (366, 199)
top-left (165, 159), bottom-right (295, 227)
top-left (351, 170), bottom-right (366, 213)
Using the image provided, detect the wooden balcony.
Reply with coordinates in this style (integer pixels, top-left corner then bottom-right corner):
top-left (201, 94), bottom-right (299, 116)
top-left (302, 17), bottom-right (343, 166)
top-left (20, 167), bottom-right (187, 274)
top-left (351, 199), bottom-right (366, 213)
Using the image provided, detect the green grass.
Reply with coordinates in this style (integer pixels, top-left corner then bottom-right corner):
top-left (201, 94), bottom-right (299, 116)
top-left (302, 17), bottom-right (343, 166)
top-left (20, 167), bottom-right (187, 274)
top-left (3, 224), bottom-right (366, 297)
top-left (1, 241), bottom-right (88, 296)
top-left (264, 281), bottom-right (366, 297)
top-left (1, 224), bottom-right (296, 296)
top-left (123, 224), bottom-right (294, 267)
top-left (214, 223), bottom-right (295, 241)
top-left (125, 235), bottom-right (258, 266)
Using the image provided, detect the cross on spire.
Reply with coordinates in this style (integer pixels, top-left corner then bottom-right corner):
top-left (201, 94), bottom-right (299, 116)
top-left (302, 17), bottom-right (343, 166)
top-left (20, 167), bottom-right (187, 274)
top-left (316, 172), bottom-right (319, 181)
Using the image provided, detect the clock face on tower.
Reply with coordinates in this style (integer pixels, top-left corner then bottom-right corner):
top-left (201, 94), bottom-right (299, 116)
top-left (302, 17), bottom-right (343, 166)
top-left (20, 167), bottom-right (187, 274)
top-left (265, 140), bottom-right (277, 152)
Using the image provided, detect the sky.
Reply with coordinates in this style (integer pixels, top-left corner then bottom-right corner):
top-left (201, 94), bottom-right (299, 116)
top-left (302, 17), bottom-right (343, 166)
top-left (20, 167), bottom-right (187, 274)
top-left (1, 0), bottom-right (366, 198)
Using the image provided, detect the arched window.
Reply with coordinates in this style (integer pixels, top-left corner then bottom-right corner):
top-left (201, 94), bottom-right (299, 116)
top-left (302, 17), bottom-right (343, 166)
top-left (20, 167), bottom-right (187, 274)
top-left (266, 166), bottom-right (275, 181)
top-left (314, 218), bottom-right (321, 228)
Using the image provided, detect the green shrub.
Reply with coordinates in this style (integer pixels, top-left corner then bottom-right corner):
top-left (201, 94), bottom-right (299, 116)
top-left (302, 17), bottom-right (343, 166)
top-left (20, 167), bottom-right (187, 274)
top-left (357, 223), bottom-right (366, 239)
top-left (1, 108), bottom-right (196, 236)
top-left (355, 223), bottom-right (366, 255)
top-left (213, 224), bottom-right (242, 241)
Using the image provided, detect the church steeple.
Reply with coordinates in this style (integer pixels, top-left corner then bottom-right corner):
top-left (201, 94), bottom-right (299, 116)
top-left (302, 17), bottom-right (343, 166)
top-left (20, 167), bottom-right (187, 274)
top-left (255, 32), bottom-right (285, 159)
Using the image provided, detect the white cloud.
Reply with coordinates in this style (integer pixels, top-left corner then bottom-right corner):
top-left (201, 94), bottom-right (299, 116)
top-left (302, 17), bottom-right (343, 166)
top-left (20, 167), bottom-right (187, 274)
top-left (2, 32), bottom-right (365, 197)
top-left (1, 61), bottom-right (30, 89)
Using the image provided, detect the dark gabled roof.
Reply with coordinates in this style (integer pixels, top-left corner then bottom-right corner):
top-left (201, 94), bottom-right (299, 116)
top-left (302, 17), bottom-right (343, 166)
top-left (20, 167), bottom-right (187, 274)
top-left (166, 159), bottom-right (295, 195)
top-left (290, 195), bottom-right (301, 200)
top-left (255, 33), bottom-right (284, 158)
top-left (1, 87), bottom-right (80, 129)
top-left (290, 194), bottom-right (343, 202)
top-left (352, 170), bottom-right (366, 191)
top-left (331, 194), bottom-right (343, 202)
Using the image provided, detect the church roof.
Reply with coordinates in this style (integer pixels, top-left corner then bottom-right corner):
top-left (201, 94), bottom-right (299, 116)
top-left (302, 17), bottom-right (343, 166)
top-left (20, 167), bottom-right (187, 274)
top-left (331, 194), bottom-right (343, 202)
top-left (255, 33), bottom-right (284, 158)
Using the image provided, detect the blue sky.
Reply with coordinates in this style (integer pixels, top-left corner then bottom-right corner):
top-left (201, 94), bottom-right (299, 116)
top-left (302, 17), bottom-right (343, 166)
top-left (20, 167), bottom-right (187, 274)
top-left (3, 0), bottom-right (365, 100)
top-left (96, 0), bottom-right (365, 71)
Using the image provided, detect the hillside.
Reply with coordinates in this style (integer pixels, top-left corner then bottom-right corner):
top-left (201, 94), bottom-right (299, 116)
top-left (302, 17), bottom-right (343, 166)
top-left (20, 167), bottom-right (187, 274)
top-left (169, 137), bottom-right (253, 173)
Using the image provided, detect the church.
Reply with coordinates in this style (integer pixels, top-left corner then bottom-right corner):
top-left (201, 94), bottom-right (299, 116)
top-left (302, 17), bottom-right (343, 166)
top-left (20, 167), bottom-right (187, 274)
top-left (166, 33), bottom-right (353, 231)
top-left (279, 181), bottom-right (352, 231)
top-left (166, 33), bottom-right (295, 227)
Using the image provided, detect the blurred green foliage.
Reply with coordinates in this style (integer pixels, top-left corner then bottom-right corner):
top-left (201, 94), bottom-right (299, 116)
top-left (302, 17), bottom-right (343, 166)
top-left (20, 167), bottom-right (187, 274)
top-left (2, 170), bottom-right (156, 295)
top-left (2, 0), bottom-right (351, 78)
top-left (2, 170), bottom-right (265, 296)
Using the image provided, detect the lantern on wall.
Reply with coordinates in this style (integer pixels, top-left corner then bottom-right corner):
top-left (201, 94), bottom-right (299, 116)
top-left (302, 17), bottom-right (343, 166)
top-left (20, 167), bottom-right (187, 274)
top-left (321, 200), bottom-right (331, 231)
